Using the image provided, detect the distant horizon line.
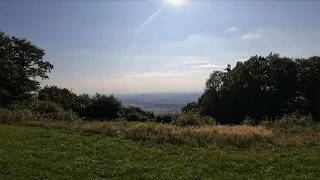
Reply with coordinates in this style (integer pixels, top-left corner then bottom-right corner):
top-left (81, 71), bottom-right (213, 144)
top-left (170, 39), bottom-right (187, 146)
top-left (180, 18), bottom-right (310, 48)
top-left (77, 91), bottom-right (203, 96)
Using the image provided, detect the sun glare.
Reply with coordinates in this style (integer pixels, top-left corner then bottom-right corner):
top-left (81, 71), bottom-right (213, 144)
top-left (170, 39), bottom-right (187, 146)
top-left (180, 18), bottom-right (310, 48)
top-left (165, 0), bottom-right (185, 6)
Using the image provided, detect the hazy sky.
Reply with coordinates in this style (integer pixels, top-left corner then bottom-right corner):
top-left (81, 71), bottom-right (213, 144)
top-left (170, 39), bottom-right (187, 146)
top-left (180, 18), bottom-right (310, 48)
top-left (1, 1), bottom-right (320, 94)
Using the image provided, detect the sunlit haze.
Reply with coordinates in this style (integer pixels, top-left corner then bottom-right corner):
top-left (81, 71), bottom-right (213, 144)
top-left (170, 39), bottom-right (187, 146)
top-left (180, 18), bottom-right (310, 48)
top-left (165, 0), bottom-right (186, 6)
top-left (1, 1), bottom-right (320, 94)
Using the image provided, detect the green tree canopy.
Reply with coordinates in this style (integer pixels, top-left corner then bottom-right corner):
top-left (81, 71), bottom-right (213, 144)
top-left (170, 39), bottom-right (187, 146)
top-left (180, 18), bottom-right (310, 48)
top-left (192, 53), bottom-right (320, 124)
top-left (0, 31), bottom-right (53, 107)
top-left (38, 85), bottom-right (77, 110)
top-left (86, 93), bottom-right (123, 121)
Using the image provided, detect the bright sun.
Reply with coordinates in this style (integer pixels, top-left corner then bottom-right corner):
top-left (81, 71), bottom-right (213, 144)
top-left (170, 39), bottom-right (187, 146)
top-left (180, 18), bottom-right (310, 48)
top-left (165, 0), bottom-right (185, 6)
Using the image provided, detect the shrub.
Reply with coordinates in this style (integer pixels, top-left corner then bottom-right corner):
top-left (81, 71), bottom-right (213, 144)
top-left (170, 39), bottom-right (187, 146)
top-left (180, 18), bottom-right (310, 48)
top-left (171, 111), bottom-right (216, 126)
top-left (86, 94), bottom-right (123, 120)
top-left (10, 99), bottom-right (63, 114)
top-left (123, 106), bottom-right (155, 119)
top-left (9, 100), bottom-right (79, 121)
top-left (127, 113), bottom-right (148, 122)
top-left (242, 117), bottom-right (256, 126)
top-left (156, 114), bottom-right (173, 123)
top-left (260, 114), bottom-right (314, 129)
top-left (38, 86), bottom-right (78, 110)
top-left (181, 102), bottom-right (199, 113)
top-left (0, 108), bottom-right (35, 123)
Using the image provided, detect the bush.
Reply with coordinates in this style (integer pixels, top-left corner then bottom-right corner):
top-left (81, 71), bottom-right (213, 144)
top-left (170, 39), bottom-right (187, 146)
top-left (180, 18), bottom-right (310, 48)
top-left (260, 114), bottom-right (314, 128)
top-left (181, 102), bottom-right (199, 113)
top-left (10, 99), bottom-right (63, 113)
top-left (86, 94), bottom-right (123, 120)
top-left (9, 100), bottom-right (79, 121)
top-left (123, 106), bottom-right (155, 119)
top-left (171, 111), bottom-right (216, 126)
top-left (0, 108), bottom-right (36, 123)
top-left (156, 114), bottom-right (173, 123)
top-left (127, 113), bottom-right (148, 122)
top-left (242, 117), bottom-right (256, 126)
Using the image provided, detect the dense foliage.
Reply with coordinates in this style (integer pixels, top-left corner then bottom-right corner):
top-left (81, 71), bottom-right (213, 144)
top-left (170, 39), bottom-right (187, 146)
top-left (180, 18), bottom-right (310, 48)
top-left (0, 31), bottom-right (54, 107)
top-left (85, 93), bottom-right (123, 120)
top-left (38, 86), bottom-right (78, 110)
top-left (127, 112), bottom-right (148, 122)
top-left (156, 114), bottom-right (173, 123)
top-left (183, 53), bottom-right (320, 124)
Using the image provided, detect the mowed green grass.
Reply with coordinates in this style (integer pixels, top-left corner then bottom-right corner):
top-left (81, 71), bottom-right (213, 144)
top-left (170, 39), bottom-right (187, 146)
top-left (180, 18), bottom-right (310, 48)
top-left (1, 124), bottom-right (319, 180)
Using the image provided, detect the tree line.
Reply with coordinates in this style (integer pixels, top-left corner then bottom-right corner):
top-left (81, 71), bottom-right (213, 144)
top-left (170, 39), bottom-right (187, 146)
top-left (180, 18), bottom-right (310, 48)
top-left (1, 31), bottom-right (319, 125)
top-left (182, 53), bottom-right (320, 124)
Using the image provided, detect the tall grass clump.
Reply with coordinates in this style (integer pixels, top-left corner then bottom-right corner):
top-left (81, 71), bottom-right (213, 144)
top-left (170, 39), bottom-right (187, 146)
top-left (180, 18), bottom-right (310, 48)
top-left (115, 123), bottom-right (273, 148)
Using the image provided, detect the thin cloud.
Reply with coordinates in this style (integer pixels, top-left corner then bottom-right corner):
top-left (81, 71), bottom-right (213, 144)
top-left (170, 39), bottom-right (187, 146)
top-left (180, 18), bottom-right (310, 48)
top-left (124, 71), bottom-right (190, 78)
top-left (225, 26), bottom-right (238, 33)
top-left (236, 58), bottom-right (249, 62)
top-left (193, 64), bottom-right (225, 69)
top-left (184, 60), bottom-right (211, 66)
top-left (242, 33), bottom-right (261, 40)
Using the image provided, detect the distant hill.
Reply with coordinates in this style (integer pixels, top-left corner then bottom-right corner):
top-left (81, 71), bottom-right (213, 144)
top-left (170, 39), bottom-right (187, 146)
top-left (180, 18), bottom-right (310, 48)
top-left (115, 92), bottom-right (202, 115)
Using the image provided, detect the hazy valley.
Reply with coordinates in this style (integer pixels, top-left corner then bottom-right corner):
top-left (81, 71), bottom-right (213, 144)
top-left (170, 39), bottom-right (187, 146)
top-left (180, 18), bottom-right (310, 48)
top-left (116, 92), bottom-right (202, 115)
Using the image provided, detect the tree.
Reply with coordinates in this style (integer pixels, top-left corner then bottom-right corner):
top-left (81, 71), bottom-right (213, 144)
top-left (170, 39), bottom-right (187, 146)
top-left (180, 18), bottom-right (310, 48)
top-left (194, 53), bottom-right (318, 124)
top-left (198, 71), bottom-right (225, 122)
top-left (38, 86), bottom-right (77, 110)
top-left (216, 53), bottom-right (300, 123)
top-left (0, 31), bottom-right (54, 107)
top-left (74, 93), bottom-right (92, 117)
top-left (181, 102), bottom-right (199, 113)
top-left (297, 56), bottom-right (320, 122)
top-left (205, 71), bottom-right (225, 92)
top-left (86, 93), bottom-right (123, 121)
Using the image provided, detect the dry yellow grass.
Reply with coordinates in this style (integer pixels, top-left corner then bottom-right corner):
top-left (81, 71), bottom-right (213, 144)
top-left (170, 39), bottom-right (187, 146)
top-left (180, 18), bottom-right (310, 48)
top-left (2, 115), bottom-right (319, 148)
top-left (190, 125), bottom-right (272, 135)
top-left (82, 122), bottom-right (272, 135)
top-left (72, 122), bottom-right (274, 147)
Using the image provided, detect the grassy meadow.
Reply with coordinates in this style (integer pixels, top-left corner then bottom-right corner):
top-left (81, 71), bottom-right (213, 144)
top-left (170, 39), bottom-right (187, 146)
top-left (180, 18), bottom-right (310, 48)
top-left (1, 118), bottom-right (320, 179)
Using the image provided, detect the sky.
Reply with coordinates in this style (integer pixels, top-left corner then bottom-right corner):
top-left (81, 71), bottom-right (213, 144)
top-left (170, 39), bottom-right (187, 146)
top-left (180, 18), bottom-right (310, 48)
top-left (1, 0), bottom-right (320, 94)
